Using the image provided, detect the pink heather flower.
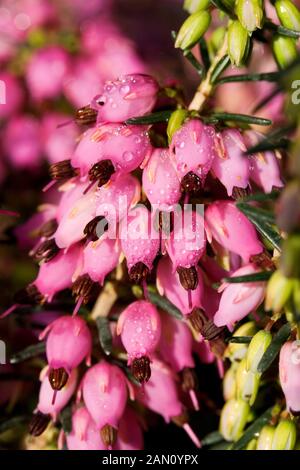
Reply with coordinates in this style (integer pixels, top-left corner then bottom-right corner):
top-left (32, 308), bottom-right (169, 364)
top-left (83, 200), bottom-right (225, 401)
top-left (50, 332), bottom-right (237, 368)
top-left (82, 235), bottom-right (121, 285)
top-left (142, 148), bottom-right (181, 210)
top-left (71, 123), bottom-right (152, 179)
top-left (3, 115), bottom-right (42, 169)
top-left (34, 243), bottom-right (82, 302)
top-left (156, 256), bottom-right (204, 316)
top-left (56, 181), bottom-right (89, 223)
top-left (0, 72), bottom-right (24, 119)
top-left (41, 113), bottom-right (79, 165)
top-left (279, 341), bottom-right (300, 413)
top-left (66, 406), bottom-right (107, 450)
top-left (214, 263), bottom-right (266, 327)
top-left (212, 129), bottom-right (250, 196)
top-left (137, 359), bottom-right (201, 447)
top-left (245, 131), bottom-right (284, 193)
top-left (137, 359), bottom-right (183, 422)
top-left (37, 367), bottom-right (78, 419)
top-left (91, 74), bottom-right (159, 123)
top-left (158, 311), bottom-right (195, 372)
top-left (26, 46), bottom-right (70, 101)
top-left (82, 361), bottom-right (127, 446)
top-left (95, 173), bottom-right (141, 227)
top-left (117, 300), bottom-right (161, 382)
top-left (54, 189), bottom-right (97, 249)
top-left (165, 210), bottom-right (206, 270)
top-left (14, 204), bottom-right (57, 250)
top-left (117, 407), bottom-right (144, 450)
top-left (171, 119), bottom-right (216, 190)
top-left (120, 206), bottom-right (160, 283)
top-left (205, 200), bottom-right (263, 262)
top-left (40, 316), bottom-right (91, 390)
top-left (63, 58), bottom-right (103, 108)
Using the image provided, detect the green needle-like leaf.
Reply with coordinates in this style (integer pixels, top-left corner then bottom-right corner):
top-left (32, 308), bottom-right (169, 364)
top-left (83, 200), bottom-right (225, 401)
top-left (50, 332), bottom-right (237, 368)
top-left (210, 54), bottom-right (231, 84)
top-left (202, 431), bottom-right (224, 446)
top-left (228, 336), bottom-right (253, 344)
top-left (209, 112), bottom-right (272, 126)
top-left (148, 291), bottom-right (183, 320)
top-left (223, 271), bottom-right (273, 283)
top-left (257, 323), bottom-right (291, 374)
top-left (126, 110), bottom-right (173, 125)
top-left (10, 342), bottom-right (46, 364)
top-left (59, 404), bottom-right (73, 434)
top-left (215, 71), bottom-right (280, 85)
top-left (199, 37), bottom-right (211, 70)
top-left (96, 317), bottom-right (113, 356)
top-left (231, 406), bottom-right (275, 450)
top-left (236, 203), bottom-right (276, 224)
top-left (183, 50), bottom-right (205, 76)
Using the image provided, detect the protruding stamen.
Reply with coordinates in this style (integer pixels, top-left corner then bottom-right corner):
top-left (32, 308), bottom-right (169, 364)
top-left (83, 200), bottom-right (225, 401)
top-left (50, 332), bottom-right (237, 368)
top-left (182, 423), bottom-right (202, 448)
top-left (75, 105), bottom-right (97, 126)
top-left (37, 219), bottom-right (58, 239)
top-left (32, 238), bottom-right (59, 263)
top-left (28, 412), bottom-right (51, 436)
top-left (88, 159), bottom-right (115, 187)
top-left (100, 424), bottom-right (118, 448)
top-left (49, 159), bottom-right (79, 181)
top-left (83, 216), bottom-right (108, 241)
top-left (72, 274), bottom-right (99, 304)
top-left (180, 171), bottom-right (202, 195)
top-left (129, 262), bottom-right (149, 285)
top-left (177, 266), bottom-right (198, 291)
top-left (132, 356), bottom-right (151, 384)
top-left (49, 367), bottom-right (69, 391)
top-left (0, 304), bottom-right (19, 319)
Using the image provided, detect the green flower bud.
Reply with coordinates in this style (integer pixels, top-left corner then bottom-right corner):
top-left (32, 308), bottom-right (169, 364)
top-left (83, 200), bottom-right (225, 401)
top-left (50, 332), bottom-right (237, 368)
top-left (175, 11), bottom-right (211, 50)
top-left (226, 321), bottom-right (257, 362)
top-left (223, 365), bottom-right (237, 401)
top-left (275, 0), bottom-right (300, 32)
top-left (246, 330), bottom-right (272, 373)
top-left (236, 358), bottom-right (260, 405)
top-left (227, 20), bottom-right (250, 66)
top-left (272, 420), bottom-right (297, 450)
top-left (292, 279), bottom-right (300, 313)
top-left (184, 0), bottom-right (210, 14)
top-left (167, 109), bottom-right (188, 142)
top-left (246, 438), bottom-right (257, 450)
top-left (220, 399), bottom-right (250, 442)
top-left (281, 234), bottom-right (300, 278)
top-left (257, 425), bottom-right (275, 450)
top-left (236, 0), bottom-right (264, 32)
top-left (265, 269), bottom-right (294, 312)
top-left (209, 26), bottom-right (226, 54)
top-left (273, 35), bottom-right (298, 69)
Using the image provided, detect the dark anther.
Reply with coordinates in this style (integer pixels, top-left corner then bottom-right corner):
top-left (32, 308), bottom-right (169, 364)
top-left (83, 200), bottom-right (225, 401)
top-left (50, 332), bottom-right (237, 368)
top-left (14, 284), bottom-right (45, 305)
top-left (180, 172), bottom-right (202, 195)
top-left (100, 424), bottom-right (118, 448)
top-left (181, 367), bottom-right (198, 393)
top-left (172, 410), bottom-right (189, 427)
top-left (232, 186), bottom-right (251, 200)
top-left (28, 412), bottom-right (51, 436)
top-left (132, 356), bottom-right (151, 384)
top-left (49, 367), bottom-right (69, 391)
top-left (49, 159), bottom-right (79, 180)
top-left (83, 216), bottom-right (108, 241)
top-left (188, 308), bottom-right (225, 339)
top-left (75, 105), bottom-right (97, 125)
top-left (72, 274), bottom-right (99, 304)
top-left (33, 239), bottom-right (59, 263)
top-left (177, 266), bottom-right (198, 291)
top-left (88, 160), bottom-right (115, 187)
top-left (37, 219), bottom-right (58, 239)
top-left (250, 251), bottom-right (275, 270)
top-left (129, 262), bottom-right (149, 285)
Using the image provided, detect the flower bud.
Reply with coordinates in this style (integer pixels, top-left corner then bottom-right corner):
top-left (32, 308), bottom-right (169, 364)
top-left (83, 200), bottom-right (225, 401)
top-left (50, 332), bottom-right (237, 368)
top-left (281, 234), bottom-right (300, 278)
top-left (257, 425), bottom-right (275, 450)
top-left (227, 21), bottom-right (250, 66)
top-left (175, 11), bottom-right (211, 50)
top-left (226, 321), bottom-right (257, 362)
top-left (246, 438), bottom-right (257, 449)
top-left (246, 330), bottom-right (272, 373)
top-left (167, 109), bottom-right (188, 142)
top-left (273, 35), bottom-right (298, 69)
top-left (275, 0), bottom-right (300, 32)
top-left (236, 358), bottom-right (260, 405)
top-left (279, 341), bottom-right (300, 412)
top-left (271, 420), bottom-right (297, 450)
top-left (236, 0), bottom-right (264, 32)
top-left (184, 0), bottom-right (210, 13)
top-left (220, 399), bottom-right (250, 442)
top-left (223, 365), bottom-right (237, 401)
top-left (265, 269), bottom-right (294, 312)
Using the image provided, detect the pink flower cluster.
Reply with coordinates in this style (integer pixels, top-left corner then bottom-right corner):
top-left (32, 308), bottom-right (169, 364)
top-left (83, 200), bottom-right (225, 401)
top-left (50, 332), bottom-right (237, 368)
top-left (3, 68), bottom-right (285, 450)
